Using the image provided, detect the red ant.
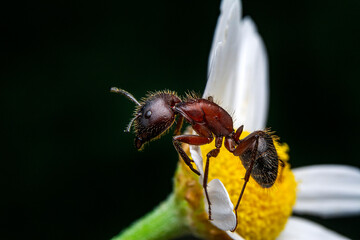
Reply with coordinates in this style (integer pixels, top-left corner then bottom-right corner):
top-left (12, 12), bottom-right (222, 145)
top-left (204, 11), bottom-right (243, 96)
top-left (111, 87), bottom-right (282, 231)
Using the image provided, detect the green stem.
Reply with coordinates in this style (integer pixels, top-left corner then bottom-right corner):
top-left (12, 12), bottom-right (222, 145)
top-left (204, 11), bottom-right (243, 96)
top-left (111, 193), bottom-right (190, 240)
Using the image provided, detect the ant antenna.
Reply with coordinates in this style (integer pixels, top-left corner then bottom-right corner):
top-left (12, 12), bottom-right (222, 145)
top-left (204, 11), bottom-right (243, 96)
top-left (110, 87), bottom-right (141, 106)
top-left (124, 115), bottom-right (138, 133)
top-left (110, 87), bottom-right (141, 132)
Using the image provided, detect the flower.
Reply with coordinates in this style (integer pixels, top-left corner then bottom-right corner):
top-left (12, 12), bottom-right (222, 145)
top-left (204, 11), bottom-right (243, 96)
top-left (111, 0), bottom-right (360, 239)
top-left (181, 0), bottom-right (360, 239)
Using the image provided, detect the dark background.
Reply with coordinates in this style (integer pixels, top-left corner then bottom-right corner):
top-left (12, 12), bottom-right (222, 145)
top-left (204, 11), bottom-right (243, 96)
top-left (1, 0), bottom-right (359, 239)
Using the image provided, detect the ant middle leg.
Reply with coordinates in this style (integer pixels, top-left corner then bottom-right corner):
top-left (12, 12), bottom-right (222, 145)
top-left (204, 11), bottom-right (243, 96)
top-left (203, 147), bottom-right (220, 220)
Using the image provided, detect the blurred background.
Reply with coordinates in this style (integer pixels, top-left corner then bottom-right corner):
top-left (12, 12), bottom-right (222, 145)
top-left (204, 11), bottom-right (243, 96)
top-left (1, 0), bottom-right (359, 239)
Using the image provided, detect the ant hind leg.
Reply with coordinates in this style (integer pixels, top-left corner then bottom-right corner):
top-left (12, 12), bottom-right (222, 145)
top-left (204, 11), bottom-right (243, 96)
top-left (232, 134), bottom-right (260, 232)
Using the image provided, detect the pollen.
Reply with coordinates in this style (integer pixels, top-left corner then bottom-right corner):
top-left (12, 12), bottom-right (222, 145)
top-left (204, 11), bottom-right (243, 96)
top-left (201, 131), bottom-right (296, 240)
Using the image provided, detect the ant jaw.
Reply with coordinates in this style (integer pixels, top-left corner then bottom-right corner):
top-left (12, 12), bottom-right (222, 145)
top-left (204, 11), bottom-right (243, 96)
top-left (135, 137), bottom-right (144, 150)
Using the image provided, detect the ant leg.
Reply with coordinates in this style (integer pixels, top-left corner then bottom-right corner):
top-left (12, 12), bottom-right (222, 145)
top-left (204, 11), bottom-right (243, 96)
top-left (203, 147), bottom-right (220, 220)
top-left (173, 141), bottom-right (200, 175)
top-left (173, 134), bottom-right (213, 176)
top-left (278, 159), bottom-right (286, 182)
top-left (231, 134), bottom-right (259, 232)
top-left (232, 131), bottom-right (259, 157)
top-left (279, 159), bottom-right (285, 168)
top-left (234, 125), bottom-right (244, 144)
top-left (173, 116), bottom-right (184, 136)
top-left (174, 123), bottom-right (218, 221)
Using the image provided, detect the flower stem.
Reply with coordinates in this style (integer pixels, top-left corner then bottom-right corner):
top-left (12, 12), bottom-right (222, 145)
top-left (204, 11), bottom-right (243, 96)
top-left (111, 193), bottom-right (190, 240)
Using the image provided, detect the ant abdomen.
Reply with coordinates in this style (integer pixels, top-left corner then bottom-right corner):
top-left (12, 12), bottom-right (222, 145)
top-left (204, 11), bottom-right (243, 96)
top-left (240, 131), bottom-right (278, 188)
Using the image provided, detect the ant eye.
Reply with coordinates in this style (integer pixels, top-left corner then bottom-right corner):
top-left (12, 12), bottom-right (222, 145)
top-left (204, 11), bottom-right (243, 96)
top-left (145, 110), bottom-right (152, 119)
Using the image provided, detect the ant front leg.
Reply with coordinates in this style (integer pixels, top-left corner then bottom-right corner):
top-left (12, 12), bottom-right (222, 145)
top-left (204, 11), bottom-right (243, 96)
top-left (173, 123), bottom-right (221, 221)
top-left (173, 115), bottom-right (184, 136)
top-left (172, 134), bottom-right (213, 176)
top-left (173, 122), bottom-right (214, 175)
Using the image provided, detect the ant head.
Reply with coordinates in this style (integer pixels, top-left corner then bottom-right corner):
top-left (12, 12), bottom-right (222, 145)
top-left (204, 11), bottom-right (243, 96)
top-left (111, 88), bottom-right (181, 150)
top-left (134, 91), bottom-right (182, 149)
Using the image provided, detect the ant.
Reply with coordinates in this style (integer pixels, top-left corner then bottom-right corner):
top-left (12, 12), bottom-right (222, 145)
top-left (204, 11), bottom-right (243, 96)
top-left (111, 87), bottom-right (283, 232)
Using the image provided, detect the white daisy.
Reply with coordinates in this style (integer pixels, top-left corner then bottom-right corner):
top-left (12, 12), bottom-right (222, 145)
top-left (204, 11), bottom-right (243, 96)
top-left (189, 0), bottom-right (360, 239)
top-left (111, 1), bottom-right (360, 239)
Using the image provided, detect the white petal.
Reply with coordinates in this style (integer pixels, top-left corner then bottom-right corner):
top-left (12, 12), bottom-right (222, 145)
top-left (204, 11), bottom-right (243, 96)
top-left (204, 0), bottom-right (241, 112)
top-left (208, 0), bottom-right (242, 76)
top-left (277, 216), bottom-right (350, 240)
top-left (293, 165), bottom-right (360, 217)
top-left (231, 17), bottom-right (269, 131)
top-left (226, 231), bottom-right (244, 240)
top-left (204, 0), bottom-right (269, 131)
top-left (189, 145), bottom-right (204, 179)
top-left (205, 178), bottom-right (237, 231)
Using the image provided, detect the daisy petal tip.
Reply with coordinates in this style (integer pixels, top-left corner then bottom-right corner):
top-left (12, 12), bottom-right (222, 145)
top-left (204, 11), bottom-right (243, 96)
top-left (206, 179), bottom-right (237, 231)
top-left (294, 164), bottom-right (360, 218)
top-left (278, 217), bottom-right (350, 240)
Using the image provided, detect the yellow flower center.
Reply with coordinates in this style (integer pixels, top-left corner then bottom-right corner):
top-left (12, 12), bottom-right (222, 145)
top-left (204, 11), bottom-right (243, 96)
top-left (200, 131), bottom-right (297, 240)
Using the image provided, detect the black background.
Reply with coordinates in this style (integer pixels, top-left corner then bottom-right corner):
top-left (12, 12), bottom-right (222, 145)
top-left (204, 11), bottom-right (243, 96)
top-left (1, 0), bottom-right (359, 239)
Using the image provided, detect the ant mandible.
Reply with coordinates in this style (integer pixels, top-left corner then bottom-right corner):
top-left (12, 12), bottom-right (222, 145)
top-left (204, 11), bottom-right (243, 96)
top-left (111, 87), bottom-right (282, 232)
